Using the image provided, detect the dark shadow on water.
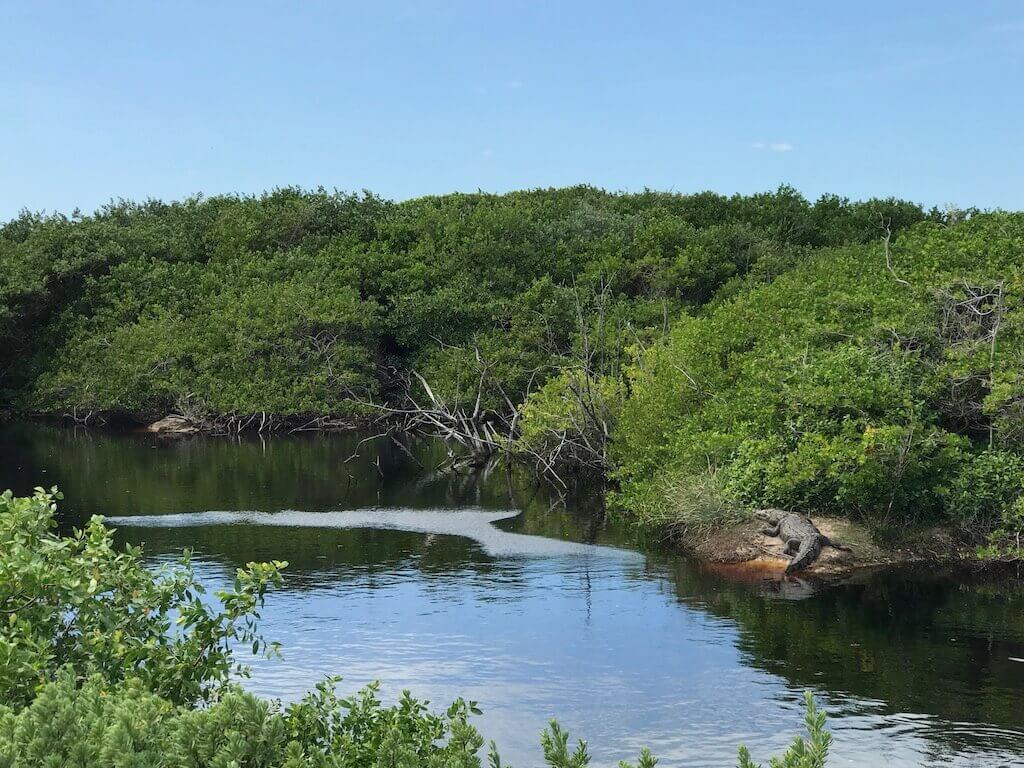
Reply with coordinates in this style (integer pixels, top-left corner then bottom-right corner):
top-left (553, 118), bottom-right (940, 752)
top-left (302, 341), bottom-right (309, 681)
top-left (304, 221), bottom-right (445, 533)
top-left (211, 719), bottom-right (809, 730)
top-left (655, 555), bottom-right (1024, 755)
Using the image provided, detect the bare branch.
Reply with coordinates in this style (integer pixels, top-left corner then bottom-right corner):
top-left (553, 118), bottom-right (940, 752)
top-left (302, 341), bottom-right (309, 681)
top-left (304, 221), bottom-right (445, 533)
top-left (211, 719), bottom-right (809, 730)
top-left (881, 215), bottom-right (911, 287)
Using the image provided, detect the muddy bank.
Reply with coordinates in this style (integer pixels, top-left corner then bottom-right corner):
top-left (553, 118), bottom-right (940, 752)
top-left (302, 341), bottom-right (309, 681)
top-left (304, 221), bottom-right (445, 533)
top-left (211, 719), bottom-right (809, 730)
top-left (681, 515), bottom-right (980, 581)
top-left (24, 410), bottom-right (373, 436)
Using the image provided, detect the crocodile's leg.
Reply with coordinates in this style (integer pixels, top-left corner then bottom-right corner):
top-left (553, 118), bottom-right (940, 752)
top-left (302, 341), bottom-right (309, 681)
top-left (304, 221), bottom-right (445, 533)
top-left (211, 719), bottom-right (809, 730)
top-left (760, 524), bottom-right (780, 537)
top-left (783, 538), bottom-right (800, 556)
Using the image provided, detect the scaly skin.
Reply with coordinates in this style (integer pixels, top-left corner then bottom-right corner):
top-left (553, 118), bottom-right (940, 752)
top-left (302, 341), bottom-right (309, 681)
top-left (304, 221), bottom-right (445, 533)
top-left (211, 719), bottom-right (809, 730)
top-left (754, 509), bottom-right (852, 574)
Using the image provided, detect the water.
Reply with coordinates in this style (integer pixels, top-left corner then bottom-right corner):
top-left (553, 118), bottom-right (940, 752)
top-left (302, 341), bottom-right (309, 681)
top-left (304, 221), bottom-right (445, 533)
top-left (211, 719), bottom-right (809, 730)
top-left (2, 422), bottom-right (1024, 767)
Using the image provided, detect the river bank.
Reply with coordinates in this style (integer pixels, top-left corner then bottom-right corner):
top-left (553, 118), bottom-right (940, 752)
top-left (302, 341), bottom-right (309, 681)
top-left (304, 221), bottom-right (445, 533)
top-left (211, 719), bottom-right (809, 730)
top-left (6, 416), bottom-right (1012, 581)
top-left (130, 423), bottom-right (1021, 582)
top-left (15, 409), bottom-right (372, 435)
top-left (675, 514), bottom-right (993, 580)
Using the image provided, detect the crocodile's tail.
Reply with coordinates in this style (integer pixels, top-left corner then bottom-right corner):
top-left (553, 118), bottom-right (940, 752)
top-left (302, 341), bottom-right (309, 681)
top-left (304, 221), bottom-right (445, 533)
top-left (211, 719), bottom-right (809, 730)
top-left (785, 537), bottom-right (823, 574)
top-left (823, 536), bottom-right (852, 553)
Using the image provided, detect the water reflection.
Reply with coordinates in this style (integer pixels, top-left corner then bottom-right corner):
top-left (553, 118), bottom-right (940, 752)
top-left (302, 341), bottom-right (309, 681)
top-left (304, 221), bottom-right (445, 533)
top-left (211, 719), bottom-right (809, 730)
top-left (2, 423), bottom-right (1023, 767)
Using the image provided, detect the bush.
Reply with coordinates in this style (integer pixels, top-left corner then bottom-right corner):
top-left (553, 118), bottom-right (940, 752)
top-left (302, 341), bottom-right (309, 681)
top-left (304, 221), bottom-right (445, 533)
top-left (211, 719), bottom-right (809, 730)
top-left (941, 450), bottom-right (1024, 533)
top-left (513, 370), bottom-right (626, 482)
top-left (613, 213), bottom-right (1024, 535)
top-left (988, 497), bottom-right (1024, 557)
top-left (610, 469), bottom-right (745, 537)
top-left (0, 488), bottom-right (285, 708)
top-left (0, 674), bottom-right (831, 768)
top-left (0, 673), bottom-right (487, 768)
top-left (1, 186), bottom-right (933, 424)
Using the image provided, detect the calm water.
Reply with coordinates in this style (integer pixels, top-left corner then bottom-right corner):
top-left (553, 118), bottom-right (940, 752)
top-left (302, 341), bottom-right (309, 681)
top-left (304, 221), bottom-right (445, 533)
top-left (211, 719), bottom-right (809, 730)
top-left (2, 423), bottom-right (1024, 767)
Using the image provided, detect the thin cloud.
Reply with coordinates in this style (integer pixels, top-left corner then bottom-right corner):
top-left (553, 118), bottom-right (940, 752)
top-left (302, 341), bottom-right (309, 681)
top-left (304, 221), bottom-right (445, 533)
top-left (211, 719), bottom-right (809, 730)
top-left (506, 80), bottom-right (524, 89)
top-left (751, 141), bottom-right (793, 153)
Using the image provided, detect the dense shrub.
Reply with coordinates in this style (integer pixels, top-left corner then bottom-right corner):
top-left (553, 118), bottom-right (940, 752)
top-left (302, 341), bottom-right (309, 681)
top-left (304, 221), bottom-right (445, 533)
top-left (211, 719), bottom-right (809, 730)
top-left (0, 488), bottom-right (285, 708)
top-left (612, 214), bottom-right (1024, 538)
top-left (1, 186), bottom-right (935, 421)
top-left (0, 674), bottom-right (831, 768)
top-left (0, 673), bottom-right (488, 768)
top-left (940, 450), bottom-right (1024, 533)
top-left (512, 369), bottom-right (626, 482)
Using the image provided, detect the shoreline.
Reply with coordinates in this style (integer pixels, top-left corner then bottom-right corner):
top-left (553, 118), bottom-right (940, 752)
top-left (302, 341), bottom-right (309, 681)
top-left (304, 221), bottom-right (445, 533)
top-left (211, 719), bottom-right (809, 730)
top-left (669, 515), bottom-right (997, 581)
top-left (10, 410), bottom-right (380, 436)
top-left (5, 415), bottom-right (1017, 580)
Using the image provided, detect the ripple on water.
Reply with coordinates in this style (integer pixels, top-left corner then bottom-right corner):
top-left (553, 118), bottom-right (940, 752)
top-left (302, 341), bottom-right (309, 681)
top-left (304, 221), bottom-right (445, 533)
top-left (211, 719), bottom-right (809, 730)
top-left (112, 509), bottom-right (1024, 768)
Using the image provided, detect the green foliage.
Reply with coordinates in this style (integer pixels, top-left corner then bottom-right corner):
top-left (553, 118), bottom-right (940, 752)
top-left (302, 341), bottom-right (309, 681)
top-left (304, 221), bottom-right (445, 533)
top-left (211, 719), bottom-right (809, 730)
top-left (1, 186), bottom-right (933, 420)
top-left (613, 213), bottom-right (1024, 538)
top-left (625, 469), bottom-right (745, 535)
top-left (0, 487), bottom-right (284, 708)
top-left (0, 672), bottom-right (487, 768)
top-left (513, 369), bottom-right (626, 479)
top-left (986, 497), bottom-right (1024, 557)
top-left (3, 185), bottom-right (1022, 540)
top-left (0, 673), bottom-right (829, 768)
top-left (737, 691), bottom-right (831, 768)
top-left (940, 450), bottom-right (1024, 533)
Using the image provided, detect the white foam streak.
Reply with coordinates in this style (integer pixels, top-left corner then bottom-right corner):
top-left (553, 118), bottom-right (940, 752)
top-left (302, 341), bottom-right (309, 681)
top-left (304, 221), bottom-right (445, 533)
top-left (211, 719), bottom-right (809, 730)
top-left (105, 508), bottom-right (642, 560)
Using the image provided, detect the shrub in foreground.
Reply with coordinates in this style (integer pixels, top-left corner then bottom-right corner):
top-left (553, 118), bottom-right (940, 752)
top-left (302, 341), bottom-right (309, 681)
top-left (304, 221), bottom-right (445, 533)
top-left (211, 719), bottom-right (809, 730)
top-left (0, 488), bottom-right (284, 708)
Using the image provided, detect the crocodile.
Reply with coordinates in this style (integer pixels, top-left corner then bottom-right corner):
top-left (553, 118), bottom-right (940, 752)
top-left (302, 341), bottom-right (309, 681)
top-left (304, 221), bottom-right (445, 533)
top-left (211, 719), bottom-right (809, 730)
top-left (754, 509), bottom-right (852, 574)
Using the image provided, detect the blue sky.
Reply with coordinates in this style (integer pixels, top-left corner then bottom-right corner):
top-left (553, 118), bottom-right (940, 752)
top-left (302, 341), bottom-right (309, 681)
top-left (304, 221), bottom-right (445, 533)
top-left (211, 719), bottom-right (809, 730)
top-left (2, 1), bottom-right (1022, 219)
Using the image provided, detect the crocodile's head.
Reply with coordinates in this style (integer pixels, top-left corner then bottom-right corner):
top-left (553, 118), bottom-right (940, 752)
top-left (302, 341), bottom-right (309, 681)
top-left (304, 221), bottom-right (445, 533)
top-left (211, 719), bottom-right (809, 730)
top-left (754, 509), bottom-right (783, 525)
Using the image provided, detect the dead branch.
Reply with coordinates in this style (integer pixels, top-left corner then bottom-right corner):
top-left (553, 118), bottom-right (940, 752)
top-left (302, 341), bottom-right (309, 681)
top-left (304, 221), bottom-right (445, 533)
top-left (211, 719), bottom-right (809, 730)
top-left (881, 215), bottom-right (911, 287)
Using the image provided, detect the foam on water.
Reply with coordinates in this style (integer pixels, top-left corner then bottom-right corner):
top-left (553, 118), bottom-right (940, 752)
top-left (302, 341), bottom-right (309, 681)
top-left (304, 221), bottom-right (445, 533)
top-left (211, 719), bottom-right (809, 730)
top-left (104, 508), bottom-right (643, 560)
